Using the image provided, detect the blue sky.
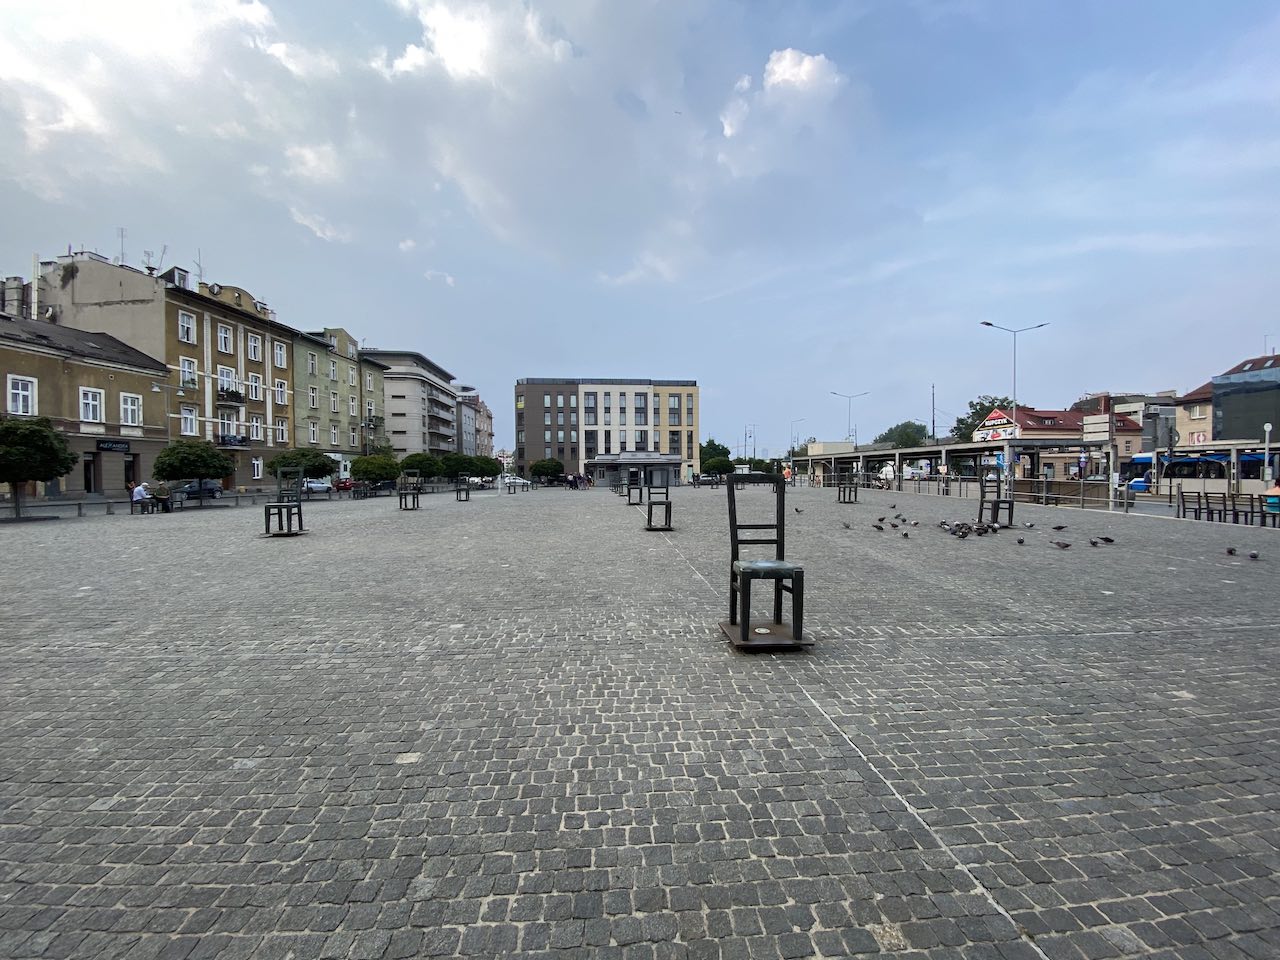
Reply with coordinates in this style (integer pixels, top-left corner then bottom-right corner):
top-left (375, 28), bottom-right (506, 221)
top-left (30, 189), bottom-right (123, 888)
top-left (2, 0), bottom-right (1278, 456)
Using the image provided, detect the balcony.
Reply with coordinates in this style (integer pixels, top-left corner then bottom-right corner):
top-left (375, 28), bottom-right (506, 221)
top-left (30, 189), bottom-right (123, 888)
top-left (215, 433), bottom-right (250, 448)
top-left (216, 388), bottom-right (245, 405)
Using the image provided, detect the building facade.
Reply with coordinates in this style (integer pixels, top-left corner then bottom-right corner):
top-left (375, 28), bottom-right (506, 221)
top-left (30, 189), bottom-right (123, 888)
top-left (31, 253), bottom-right (298, 489)
top-left (2, 311), bottom-right (168, 497)
top-left (294, 328), bottom-right (388, 475)
top-left (363, 349), bottom-right (457, 458)
top-left (513, 378), bottom-right (700, 480)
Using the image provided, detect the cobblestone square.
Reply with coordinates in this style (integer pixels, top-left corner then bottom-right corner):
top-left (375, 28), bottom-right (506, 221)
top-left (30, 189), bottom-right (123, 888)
top-left (2, 486), bottom-right (1278, 959)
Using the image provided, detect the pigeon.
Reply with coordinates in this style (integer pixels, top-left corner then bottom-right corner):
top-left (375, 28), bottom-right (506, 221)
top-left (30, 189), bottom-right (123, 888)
top-left (1226, 547), bottom-right (1237, 556)
top-left (890, 522), bottom-right (899, 529)
top-left (877, 516), bottom-right (886, 523)
top-left (1099, 536), bottom-right (1114, 544)
top-left (872, 524), bottom-right (884, 531)
top-left (1249, 551), bottom-right (1260, 560)
top-left (1023, 522), bottom-right (1035, 528)
top-left (1016, 537), bottom-right (1025, 544)
top-left (910, 520), bottom-right (919, 526)
top-left (1052, 525), bottom-right (1068, 531)
top-left (902, 531), bottom-right (909, 538)
top-left (795, 507), bottom-right (803, 514)
top-left (1089, 539), bottom-right (1100, 547)
top-left (1052, 541), bottom-right (1071, 549)
top-left (841, 521), bottom-right (851, 530)
top-left (889, 504), bottom-right (896, 509)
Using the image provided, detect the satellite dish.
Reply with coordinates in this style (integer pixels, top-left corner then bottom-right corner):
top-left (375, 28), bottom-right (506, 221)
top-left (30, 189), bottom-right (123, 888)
top-left (208, 283), bottom-right (223, 295)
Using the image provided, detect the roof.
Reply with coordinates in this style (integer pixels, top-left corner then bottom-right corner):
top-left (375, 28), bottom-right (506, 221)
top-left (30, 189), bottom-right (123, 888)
top-left (989, 408), bottom-right (1142, 433)
top-left (361, 349), bottom-right (455, 382)
top-left (0, 312), bottom-right (166, 372)
top-left (1177, 381), bottom-right (1213, 404)
top-left (517, 378), bottom-right (697, 387)
top-left (1216, 353), bottom-right (1280, 377)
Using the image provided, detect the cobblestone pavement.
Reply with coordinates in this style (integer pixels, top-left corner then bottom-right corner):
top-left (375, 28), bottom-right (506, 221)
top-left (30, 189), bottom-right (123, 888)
top-left (2, 486), bottom-right (1278, 960)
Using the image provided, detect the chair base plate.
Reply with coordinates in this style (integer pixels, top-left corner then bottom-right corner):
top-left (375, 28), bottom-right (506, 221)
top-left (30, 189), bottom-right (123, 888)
top-left (719, 620), bottom-right (811, 652)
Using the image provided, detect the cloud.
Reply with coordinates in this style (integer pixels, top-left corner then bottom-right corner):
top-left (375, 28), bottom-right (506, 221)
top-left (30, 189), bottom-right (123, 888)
top-left (398, 238), bottom-right (417, 252)
top-left (285, 143), bottom-right (342, 183)
top-left (289, 207), bottom-right (350, 242)
top-left (423, 269), bottom-right (455, 286)
top-left (762, 49), bottom-right (843, 96)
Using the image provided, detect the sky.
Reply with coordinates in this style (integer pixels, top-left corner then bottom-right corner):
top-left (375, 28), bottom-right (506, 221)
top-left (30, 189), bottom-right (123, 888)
top-left (2, 0), bottom-right (1278, 458)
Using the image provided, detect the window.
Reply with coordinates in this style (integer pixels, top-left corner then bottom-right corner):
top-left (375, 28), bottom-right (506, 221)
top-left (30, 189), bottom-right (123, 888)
top-left (250, 415), bottom-right (264, 440)
top-left (544, 393), bottom-right (550, 407)
top-left (557, 430), bottom-right (565, 443)
top-left (635, 392), bottom-right (646, 409)
top-left (569, 395), bottom-right (577, 408)
top-left (1190, 404), bottom-right (1206, 420)
top-left (79, 387), bottom-right (104, 422)
top-left (366, 372), bottom-right (374, 391)
top-left (635, 430), bottom-right (648, 451)
top-left (329, 359), bottom-right (337, 380)
top-left (308, 352), bottom-right (318, 375)
top-left (180, 406), bottom-right (197, 435)
top-left (217, 366), bottom-right (236, 391)
top-left (347, 341), bottom-right (357, 359)
top-left (670, 431), bottom-right (681, 456)
top-left (179, 357), bottom-right (198, 388)
top-left (544, 412), bottom-right (552, 425)
top-left (585, 409), bottom-right (597, 425)
top-left (217, 412), bottom-right (235, 436)
top-left (7, 375), bottom-right (36, 415)
top-left (308, 386), bottom-right (318, 408)
top-left (247, 334), bottom-right (262, 361)
top-left (275, 380), bottom-right (288, 404)
top-left (585, 393), bottom-right (596, 408)
top-left (570, 412), bottom-right (577, 426)
top-left (309, 422), bottom-right (319, 443)
top-left (350, 427), bottom-right (358, 447)
top-left (366, 399), bottom-right (375, 418)
top-left (544, 430), bottom-right (552, 442)
top-left (570, 430), bottom-right (577, 443)
top-left (178, 310), bottom-right (196, 343)
top-left (604, 430), bottom-right (611, 453)
top-left (251, 457), bottom-right (263, 480)
top-left (516, 395), bottom-right (525, 410)
top-left (330, 391), bottom-right (339, 413)
top-left (604, 412), bottom-right (611, 426)
top-left (557, 412), bottom-right (564, 426)
top-left (276, 419), bottom-right (289, 442)
top-left (331, 425), bottom-right (339, 445)
top-left (619, 409), bottom-right (627, 425)
top-left (687, 431), bottom-right (694, 459)
top-left (668, 395), bottom-right (681, 425)
top-left (545, 446), bottom-right (552, 458)
top-left (604, 392), bottom-right (612, 410)
top-left (248, 374), bottom-right (263, 401)
top-left (274, 342), bottom-right (287, 368)
top-left (348, 366), bottom-right (357, 386)
top-left (517, 430), bottom-right (525, 443)
top-left (349, 396), bottom-right (358, 416)
top-left (217, 324), bottom-right (232, 353)
top-left (120, 393), bottom-right (142, 427)
top-left (557, 394), bottom-right (564, 408)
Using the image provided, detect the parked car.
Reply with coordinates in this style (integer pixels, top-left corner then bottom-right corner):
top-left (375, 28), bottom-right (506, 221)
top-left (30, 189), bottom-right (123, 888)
top-left (497, 474), bottom-right (532, 488)
top-left (176, 479), bottom-right (223, 499)
top-left (303, 478), bottom-right (333, 493)
top-left (335, 478), bottom-right (354, 492)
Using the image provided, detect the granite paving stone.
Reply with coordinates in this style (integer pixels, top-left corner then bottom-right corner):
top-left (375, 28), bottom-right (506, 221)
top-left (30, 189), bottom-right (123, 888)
top-left (1, 484), bottom-right (1277, 958)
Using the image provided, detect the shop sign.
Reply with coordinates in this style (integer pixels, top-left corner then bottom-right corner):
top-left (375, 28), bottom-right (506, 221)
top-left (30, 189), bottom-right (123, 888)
top-left (96, 439), bottom-right (131, 453)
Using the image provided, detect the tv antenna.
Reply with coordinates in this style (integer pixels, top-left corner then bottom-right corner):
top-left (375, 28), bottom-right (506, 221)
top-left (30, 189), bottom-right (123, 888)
top-left (194, 248), bottom-right (204, 285)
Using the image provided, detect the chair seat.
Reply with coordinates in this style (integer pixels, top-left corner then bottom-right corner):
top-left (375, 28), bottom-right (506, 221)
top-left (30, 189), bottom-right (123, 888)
top-left (734, 559), bottom-right (803, 576)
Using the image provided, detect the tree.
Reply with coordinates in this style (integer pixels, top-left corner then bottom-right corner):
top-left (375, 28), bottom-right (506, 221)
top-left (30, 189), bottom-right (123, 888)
top-left (951, 395), bottom-right (1014, 443)
top-left (400, 453), bottom-right (443, 478)
top-left (366, 437), bottom-right (396, 459)
top-left (153, 440), bottom-right (234, 507)
top-left (530, 458), bottom-right (564, 480)
top-left (471, 456), bottom-right (503, 477)
top-left (0, 417), bottom-right (79, 519)
top-left (265, 448), bottom-right (337, 480)
top-left (350, 454), bottom-right (400, 483)
top-left (702, 456), bottom-right (735, 476)
top-left (700, 438), bottom-right (731, 464)
top-left (874, 421), bottom-right (929, 449)
top-left (439, 452), bottom-right (475, 479)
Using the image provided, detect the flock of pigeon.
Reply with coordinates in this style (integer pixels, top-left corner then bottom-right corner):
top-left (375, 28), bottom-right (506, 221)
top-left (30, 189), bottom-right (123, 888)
top-left (813, 501), bottom-right (1263, 560)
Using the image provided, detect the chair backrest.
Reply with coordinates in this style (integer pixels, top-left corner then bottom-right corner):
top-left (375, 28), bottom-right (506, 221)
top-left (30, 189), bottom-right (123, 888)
top-left (726, 473), bottom-right (786, 565)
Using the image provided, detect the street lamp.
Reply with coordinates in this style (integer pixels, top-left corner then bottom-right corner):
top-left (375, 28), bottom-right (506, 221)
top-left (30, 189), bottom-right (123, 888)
top-left (1265, 422), bottom-right (1273, 484)
top-left (151, 383), bottom-right (187, 443)
top-left (830, 391), bottom-right (869, 446)
top-left (979, 321), bottom-right (1049, 490)
top-left (789, 418), bottom-right (806, 456)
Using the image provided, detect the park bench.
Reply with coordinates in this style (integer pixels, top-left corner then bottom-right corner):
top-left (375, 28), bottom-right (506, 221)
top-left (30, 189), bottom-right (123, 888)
top-left (644, 483), bottom-right (672, 532)
top-left (722, 473), bottom-right (808, 652)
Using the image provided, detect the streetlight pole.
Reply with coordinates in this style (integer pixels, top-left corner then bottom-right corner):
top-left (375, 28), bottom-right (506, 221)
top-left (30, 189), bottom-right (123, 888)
top-left (150, 382), bottom-right (187, 444)
top-left (789, 418), bottom-right (806, 456)
top-left (979, 321), bottom-right (1048, 493)
top-left (830, 391), bottom-right (869, 479)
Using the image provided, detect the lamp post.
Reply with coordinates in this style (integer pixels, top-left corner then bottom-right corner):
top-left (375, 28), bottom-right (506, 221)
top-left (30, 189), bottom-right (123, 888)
top-left (789, 418), bottom-right (806, 457)
top-left (979, 321), bottom-right (1048, 493)
top-left (830, 391), bottom-right (869, 479)
top-left (1265, 422), bottom-right (1273, 484)
top-left (150, 382), bottom-right (187, 444)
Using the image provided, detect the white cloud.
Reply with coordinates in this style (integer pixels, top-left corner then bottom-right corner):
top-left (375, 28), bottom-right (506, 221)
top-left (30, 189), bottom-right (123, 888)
top-left (285, 143), bottom-right (342, 183)
top-left (398, 238), bottom-right (417, 252)
top-left (423, 269), bottom-right (456, 286)
top-left (762, 49), bottom-right (843, 96)
top-left (289, 207), bottom-right (351, 242)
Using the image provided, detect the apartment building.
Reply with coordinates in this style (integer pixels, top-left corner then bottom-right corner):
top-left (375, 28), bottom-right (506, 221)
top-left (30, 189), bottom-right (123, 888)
top-left (454, 391), bottom-right (495, 458)
top-left (2, 311), bottom-right (168, 497)
top-left (29, 253), bottom-right (297, 488)
top-left (513, 378), bottom-right (700, 480)
top-left (295, 327), bottom-right (388, 474)
top-left (363, 349), bottom-right (457, 457)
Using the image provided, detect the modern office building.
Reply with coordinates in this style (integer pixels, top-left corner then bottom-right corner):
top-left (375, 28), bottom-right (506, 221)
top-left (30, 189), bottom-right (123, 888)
top-left (513, 378), bottom-right (700, 481)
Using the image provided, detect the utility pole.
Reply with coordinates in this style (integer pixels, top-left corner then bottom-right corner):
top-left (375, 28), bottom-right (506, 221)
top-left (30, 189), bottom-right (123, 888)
top-left (931, 383), bottom-right (936, 442)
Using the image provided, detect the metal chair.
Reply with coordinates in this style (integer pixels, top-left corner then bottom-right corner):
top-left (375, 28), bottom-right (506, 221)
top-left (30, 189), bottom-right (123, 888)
top-left (645, 483), bottom-right (672, 531)
top-left (978, 477), bottom-right (1014, 526)
top-left (1203, 492), bottom-right (1228, 522)
top-left (723, 473), bottom-right (808, 651)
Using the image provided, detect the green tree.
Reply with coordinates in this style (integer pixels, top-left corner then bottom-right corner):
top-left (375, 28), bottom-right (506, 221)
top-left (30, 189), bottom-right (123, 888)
top-left (874, 421), bottom-right (929, 449)
top-left (700, 438), bottom-right (731, 464)
top-left (702, 456), bottom-right (735, 476)
top-left (366, 437), bottom-right (396, 459)
top-left (399, 453), bottom-right (442, 478)
top-left (951, 395), bottom-right (1014, 443)
top-left (153, 440), bottom-right (233, 508)
top-left (350, 454), bottom-right (400, 483)
top-left (439, 453), bottom-right (474, 479)
top-left (265, 448), bottom-right (337, 480)
top-left (530, 458), bottom-right (564, 480)
top-left (471, 456), bottom-right (503, 477)
top-left (0, 417), bottom-right (79, 519)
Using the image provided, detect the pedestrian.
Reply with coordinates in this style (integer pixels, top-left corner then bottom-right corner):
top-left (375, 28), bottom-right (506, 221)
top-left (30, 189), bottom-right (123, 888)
top-left (132, 481), bottom-right (153, 514)
top-left (154, 480), bottom-right (172, 513)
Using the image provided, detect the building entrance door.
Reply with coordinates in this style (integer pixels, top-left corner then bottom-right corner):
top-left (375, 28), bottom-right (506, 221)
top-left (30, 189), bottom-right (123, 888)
top-left (124, 454), bottom-right (141, 489)
top-left (82, 453), bottom-right (100, 494)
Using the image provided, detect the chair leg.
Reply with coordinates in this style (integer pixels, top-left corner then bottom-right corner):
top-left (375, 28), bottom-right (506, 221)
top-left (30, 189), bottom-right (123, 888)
top-left (792, 572), bottom-right (804, 644)
top-left (773, 579), bottom-right (783, 625)
top-left (729, 578), bottom-right (738, 625)
top-left (740, 577), bottom-right (751, 646)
